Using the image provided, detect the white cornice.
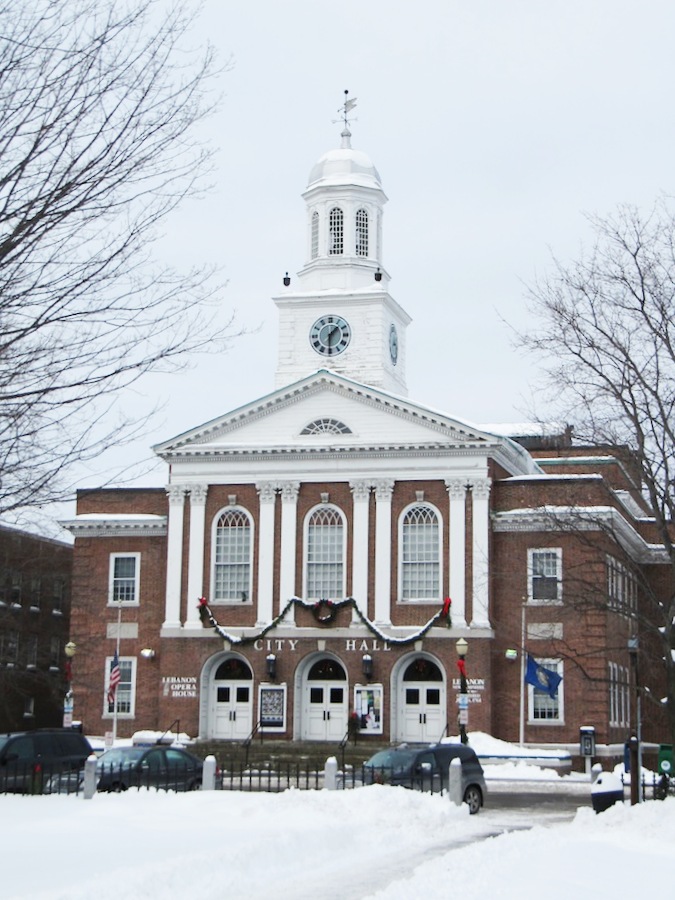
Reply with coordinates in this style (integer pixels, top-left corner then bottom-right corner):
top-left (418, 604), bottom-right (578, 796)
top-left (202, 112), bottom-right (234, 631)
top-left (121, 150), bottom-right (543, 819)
top-left (492, 505), bottom-right (668, 563)
top-left (61, 515), bottom-right (167, 538)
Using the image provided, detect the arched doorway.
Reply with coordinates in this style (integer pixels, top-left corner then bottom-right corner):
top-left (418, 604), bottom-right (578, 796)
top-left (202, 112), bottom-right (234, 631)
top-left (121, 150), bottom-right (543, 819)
top-left (397, 656), bottom-right (445, 743)
top-left (301, 656), bottom-right (348, 741)
top-left (210, 656), bottom-right (253, 740)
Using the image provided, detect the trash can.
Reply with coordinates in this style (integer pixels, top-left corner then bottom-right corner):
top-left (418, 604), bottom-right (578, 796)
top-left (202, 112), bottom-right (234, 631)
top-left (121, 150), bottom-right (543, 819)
top-left (591, 771), bottom-right (624, 813)
top-left (657, 744), bottom-right (673, 776)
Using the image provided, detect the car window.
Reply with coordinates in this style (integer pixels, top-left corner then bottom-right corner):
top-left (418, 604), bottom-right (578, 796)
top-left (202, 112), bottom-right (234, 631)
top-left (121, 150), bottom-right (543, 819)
top-left (165, 749), bottom-right (191, 766)
top-left (8, 737), bottom-right (34, 759)
top-left (415, 752), bottom-right (438, 773)
top-left (142, 749), bottom-right (165, 771)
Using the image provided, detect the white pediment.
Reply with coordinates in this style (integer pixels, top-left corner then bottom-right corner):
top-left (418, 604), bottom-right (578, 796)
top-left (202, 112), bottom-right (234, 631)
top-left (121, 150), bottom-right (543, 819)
top-left (153, 371), bottom-right (536, 476)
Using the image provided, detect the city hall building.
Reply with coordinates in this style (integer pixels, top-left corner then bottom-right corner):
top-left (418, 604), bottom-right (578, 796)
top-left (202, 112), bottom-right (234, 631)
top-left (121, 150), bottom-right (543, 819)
top-left (65, 120), bottom-right (670, 751)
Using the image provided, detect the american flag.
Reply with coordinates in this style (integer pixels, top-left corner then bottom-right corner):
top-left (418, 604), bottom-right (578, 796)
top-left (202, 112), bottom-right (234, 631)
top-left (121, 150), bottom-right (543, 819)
top-left (107, 651), bottom-right (121, 706)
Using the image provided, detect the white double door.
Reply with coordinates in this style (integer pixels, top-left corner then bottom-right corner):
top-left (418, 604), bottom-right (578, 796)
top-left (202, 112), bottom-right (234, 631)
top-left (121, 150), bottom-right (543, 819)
top-left (305, 681), bottom-right (348, 740)
top-left (212, 681), bottom-right (253, 740)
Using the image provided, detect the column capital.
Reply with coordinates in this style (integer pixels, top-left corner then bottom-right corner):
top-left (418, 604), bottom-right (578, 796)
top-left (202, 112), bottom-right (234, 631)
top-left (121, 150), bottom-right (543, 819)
top-left (373, 479), bottom-right (395, 501)
top-left (279, 481), bottom-right (300, 503)
top-left (166, 484), bottom-right (187, 504)
top-left (467, 478), bottom-right (491, 500)
top-left (350, 480), bottom-right (372, 502)
top-left (445, 478), bottom-right (467, 500)
top-left (188, 484), bottom-right (208, 505)
top-left (256, 481), bottom-right (278, 503)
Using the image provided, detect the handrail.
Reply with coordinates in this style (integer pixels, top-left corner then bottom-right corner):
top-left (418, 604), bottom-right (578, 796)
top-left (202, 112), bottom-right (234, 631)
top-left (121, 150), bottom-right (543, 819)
top-left (242, 720), bottom-right (263, 766)
top-left (155, 719), bottom-right (181, 745)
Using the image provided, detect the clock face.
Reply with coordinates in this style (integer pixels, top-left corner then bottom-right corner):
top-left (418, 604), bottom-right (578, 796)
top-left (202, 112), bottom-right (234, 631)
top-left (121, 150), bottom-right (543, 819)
top-left (389, 323), bottom-right (399, 365)
top-left (309, 315), bottom-right (351, 357)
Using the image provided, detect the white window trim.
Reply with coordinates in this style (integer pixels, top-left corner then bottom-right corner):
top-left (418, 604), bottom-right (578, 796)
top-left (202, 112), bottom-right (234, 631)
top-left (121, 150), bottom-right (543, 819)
top-left (108, 552), bottom-right (141, 607)
top-left (210, 506), bottom-right (254, 604)
top-left (397, 501), bottom-right (443, 603)
top-left (302, 503), bottom-right (347, 600)
top-left (527, 547), bottom-right (563, 605)
top-left (527, 657), bottom-right (564, 725)
top-left (103, 656), bottom-right (137, 719)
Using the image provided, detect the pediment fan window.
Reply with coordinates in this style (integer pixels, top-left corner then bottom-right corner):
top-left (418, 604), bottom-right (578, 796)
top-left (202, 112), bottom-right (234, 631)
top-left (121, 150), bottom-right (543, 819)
top-left (301, 418), bottom-right (352, 435)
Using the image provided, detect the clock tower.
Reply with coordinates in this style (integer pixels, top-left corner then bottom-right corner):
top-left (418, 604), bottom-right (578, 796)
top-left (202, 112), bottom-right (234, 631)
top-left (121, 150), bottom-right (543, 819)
top-left (274, 100), bottom-right (410, 395)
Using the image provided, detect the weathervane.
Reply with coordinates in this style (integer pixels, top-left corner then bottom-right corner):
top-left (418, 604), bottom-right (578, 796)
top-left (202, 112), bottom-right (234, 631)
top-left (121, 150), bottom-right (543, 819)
top-left (333, 89), bottom-right (357, 129)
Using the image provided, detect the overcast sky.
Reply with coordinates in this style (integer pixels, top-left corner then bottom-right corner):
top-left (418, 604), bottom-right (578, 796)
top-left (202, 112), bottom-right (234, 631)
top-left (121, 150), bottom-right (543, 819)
top-left (27, 0), bottom-right (675, 528)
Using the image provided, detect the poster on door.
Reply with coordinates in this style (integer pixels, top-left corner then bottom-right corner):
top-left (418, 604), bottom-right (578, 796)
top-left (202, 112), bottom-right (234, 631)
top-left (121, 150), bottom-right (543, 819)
top-left (353, 684), bottom-right (383, 734)
top-left (259, 685), bottom-right (286, 731)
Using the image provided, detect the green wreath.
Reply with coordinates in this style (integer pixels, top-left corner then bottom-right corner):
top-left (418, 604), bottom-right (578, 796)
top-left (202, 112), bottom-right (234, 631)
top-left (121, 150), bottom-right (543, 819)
top-left (312, 599), bottom-right (337, 624)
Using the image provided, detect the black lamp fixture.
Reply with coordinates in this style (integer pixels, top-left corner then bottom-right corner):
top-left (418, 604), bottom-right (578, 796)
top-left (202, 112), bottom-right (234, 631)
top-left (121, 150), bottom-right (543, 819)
top-left (266, 653), bottom-right (277, 681)
top-left (283, 272), bottom-right (291, 286)
top-left (362, 653), bottom-right (373, 680)
top-left (374, 268), bottom-right (382, 282)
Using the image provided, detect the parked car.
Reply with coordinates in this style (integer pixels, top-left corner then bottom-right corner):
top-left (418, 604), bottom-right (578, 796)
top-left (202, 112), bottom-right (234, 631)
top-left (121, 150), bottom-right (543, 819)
top-left (362, 743), bottom-right (487, 813)
top-left (95, 745), bottom-right (207, 792)
top-left (0, 729), bottom-right (93, 794)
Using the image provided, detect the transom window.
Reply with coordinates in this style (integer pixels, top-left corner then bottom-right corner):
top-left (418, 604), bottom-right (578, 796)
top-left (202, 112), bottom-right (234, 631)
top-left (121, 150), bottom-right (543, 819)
top-left (528, 548), bottom-right (562, 603)
top-left (400, 505), bottom-right (441, 601)
top-left (213, 509), bottom-right (252, 602)
top-left (305, 507), bottom-right (345, 600)
top-left (300, 418), bottom-right (352, 435)
top-left (355, 208), bottom-right (368, 256)
top-left (328, 207), bottom-right (343, 255)
top-left (311, 210), bottom-right (319, 259)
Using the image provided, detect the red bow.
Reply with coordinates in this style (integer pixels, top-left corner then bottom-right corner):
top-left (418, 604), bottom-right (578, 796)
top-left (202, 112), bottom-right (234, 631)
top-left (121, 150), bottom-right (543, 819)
top-left (456, 658), bottom-right (467, 677)
top-left (442, 597), bottom-right (452, 618)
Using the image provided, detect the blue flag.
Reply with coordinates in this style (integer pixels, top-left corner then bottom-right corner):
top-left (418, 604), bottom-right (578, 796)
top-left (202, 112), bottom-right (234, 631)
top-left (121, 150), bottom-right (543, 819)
top-left (525, 654), bottom-right (561, 699)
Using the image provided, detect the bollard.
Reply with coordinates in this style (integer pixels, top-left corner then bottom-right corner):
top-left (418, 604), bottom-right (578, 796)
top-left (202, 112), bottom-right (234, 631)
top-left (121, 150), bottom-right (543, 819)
top-left (202, 755), bottom-right (216, 791)
top-left (324, 756), bottom-right (338, 790)
top-left (82, 754), bottom-right (98, 800)
top-left (448, 757), bottom-right (462, 807)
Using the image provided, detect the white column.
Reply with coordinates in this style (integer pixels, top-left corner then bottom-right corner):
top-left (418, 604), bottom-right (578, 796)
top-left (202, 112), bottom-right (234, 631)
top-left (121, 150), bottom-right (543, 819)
top-left (279, 481), bottom-right (300, 622)
top-left (163, 485), bottom-right (186, 629)
top-left (469, 478), bottom-right (491, 627)
top-left (445, 479), bottom-right (467, 628)
top-left (350, 480), bottom-right (371, 620)
top-left (373, 479), bottom-right (394, 624)
top-left (256, 482), bottom-right (277, 625)
top-left (185, 484), bottom-right (208, 629)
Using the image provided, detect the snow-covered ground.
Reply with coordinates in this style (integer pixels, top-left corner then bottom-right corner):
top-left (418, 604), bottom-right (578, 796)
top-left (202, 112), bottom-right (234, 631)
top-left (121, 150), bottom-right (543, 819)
top-left (3, 734), bottom-right (673, 900)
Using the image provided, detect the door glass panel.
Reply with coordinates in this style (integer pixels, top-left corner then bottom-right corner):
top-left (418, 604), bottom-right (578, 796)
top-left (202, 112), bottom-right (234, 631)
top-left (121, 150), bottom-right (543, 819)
top-left (406, 688), bottom-right (420, 705)
top-left (329, 687), bottom-right (343, 704)
top-left (310, 687), bottom-right (324, 703)
top-left (217, 687), bottom-right (230, 703)
top-left (427, 689), bottom-right (440, 705)
top-left (236, 686), bottom-right (250, 703)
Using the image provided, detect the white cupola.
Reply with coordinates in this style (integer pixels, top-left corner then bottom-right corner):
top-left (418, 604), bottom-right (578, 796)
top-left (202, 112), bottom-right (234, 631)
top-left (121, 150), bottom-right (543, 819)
top-left (274, 97), bottom-right (411, 395)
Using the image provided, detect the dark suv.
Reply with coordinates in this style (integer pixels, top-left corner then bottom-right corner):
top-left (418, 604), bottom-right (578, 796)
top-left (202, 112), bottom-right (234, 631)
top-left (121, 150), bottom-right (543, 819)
top-left (363, 742), bottom-right (487, 813)
top-left (0, 729), bottom-right (93, 794)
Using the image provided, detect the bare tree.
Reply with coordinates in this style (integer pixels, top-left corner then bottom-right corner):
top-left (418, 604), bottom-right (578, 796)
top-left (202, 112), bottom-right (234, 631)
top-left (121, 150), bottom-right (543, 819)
top-left (520, 198), bottom-right (675, 743)
top-left (0, 0), bottom-right (235, 514)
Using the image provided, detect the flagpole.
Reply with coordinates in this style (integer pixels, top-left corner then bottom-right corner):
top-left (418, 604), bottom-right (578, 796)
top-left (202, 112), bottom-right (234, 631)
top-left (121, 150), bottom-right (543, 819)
top-left (112, 599), bottom-right (122, 743)
top-left (519, 601), bottom-right (526, 746)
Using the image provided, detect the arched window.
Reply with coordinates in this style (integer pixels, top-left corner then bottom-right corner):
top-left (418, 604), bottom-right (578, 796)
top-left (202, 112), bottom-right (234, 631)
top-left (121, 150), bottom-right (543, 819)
top-left (213, 509), bottom-right (252, 602)
top-left (300, 418), bottom-right (352, 435)
top-left (400, 504), bottom-right (441, 601)
top-left (328, 207), bottom-right (343, 255)
top-left (311, 210), bottom-right (319, 259)
top-left (305, 506), bottom-right (345, 599)
top-left (355, 208), bottom-right (368, 256)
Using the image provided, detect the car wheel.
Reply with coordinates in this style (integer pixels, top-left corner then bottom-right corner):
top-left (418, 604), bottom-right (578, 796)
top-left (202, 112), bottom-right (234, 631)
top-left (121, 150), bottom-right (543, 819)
top-left (188, 779), bottom-right (201, 791)
top-left (463, 785), bottom-right (482, 814)
top-left (111, 781), bottom-right (128, 793)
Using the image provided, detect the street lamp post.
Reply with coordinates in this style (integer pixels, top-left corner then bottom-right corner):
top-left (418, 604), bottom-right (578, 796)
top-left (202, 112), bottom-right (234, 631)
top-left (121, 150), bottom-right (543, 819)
top-left (627, 636), bottom-right (642, 805)
top-left (63, 641), bottom-right (77, 728)
top-left (455, 638), bottom-right (469, 745)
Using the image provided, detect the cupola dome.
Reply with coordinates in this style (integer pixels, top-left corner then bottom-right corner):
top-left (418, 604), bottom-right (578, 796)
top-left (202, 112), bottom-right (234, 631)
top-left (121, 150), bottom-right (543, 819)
top-left (307, 129), bottom-right (382, 191)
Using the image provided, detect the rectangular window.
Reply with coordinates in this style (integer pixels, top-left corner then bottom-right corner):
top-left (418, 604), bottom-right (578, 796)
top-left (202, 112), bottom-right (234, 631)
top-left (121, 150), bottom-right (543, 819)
top-left (52, 577), bottom-right (65, 613)
top-left (26, 634), bottom-right (38, 668)
top-left (608, 661), bottom-right (630, 728)
top-left (10, 572), bottom-right (22, 606)
top-left (1, 630), bottom-right (19, 664)
top-left (607, 556), bottom-right (637, 615)
top-left (528, 549), bottom-right (562, 603)
top-left (49, 636), bottom-right (60, 669)
top-left (105, 657), bottom-right (136, 717)
top-left (109, 554), bottom-right (140, 605)
top-left (30, 576), bottom-right (41, 610)
top-left (528, 659), bottom-right (564, 723)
